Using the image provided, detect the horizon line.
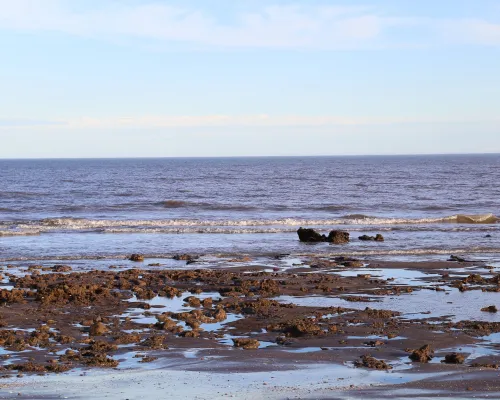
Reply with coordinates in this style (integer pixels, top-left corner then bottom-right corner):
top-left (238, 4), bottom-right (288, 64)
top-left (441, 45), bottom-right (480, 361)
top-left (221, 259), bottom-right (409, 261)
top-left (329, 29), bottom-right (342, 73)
top-left (1, 152), bottom-right (499, 161)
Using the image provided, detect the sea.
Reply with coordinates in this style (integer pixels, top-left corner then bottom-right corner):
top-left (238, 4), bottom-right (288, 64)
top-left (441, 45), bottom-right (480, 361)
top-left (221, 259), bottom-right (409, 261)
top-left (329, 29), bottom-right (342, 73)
top-left (0, 155), bottom-right (499, 265)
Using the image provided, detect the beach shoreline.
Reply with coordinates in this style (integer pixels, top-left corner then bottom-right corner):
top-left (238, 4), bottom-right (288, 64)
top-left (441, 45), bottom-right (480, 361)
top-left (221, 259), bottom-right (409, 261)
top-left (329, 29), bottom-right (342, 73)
top-left (1, 255), bottom-right (500, 398)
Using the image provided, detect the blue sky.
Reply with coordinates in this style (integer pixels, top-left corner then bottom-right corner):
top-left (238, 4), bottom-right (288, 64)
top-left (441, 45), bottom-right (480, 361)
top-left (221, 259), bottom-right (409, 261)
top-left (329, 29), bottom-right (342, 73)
top-left (0, 0), bottom-right (499, 157)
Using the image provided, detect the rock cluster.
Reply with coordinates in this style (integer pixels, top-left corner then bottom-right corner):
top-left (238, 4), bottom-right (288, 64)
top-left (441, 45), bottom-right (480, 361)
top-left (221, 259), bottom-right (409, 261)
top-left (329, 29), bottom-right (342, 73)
top-left (297, 228), bottom-right (349, 244)
top-left (358, 234), bottom-right (384, 242)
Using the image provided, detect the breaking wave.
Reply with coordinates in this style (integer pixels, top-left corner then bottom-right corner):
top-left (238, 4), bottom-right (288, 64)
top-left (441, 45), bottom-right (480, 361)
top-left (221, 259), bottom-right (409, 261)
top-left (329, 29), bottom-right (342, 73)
top-left (0, 213), bottom-right (497, 236)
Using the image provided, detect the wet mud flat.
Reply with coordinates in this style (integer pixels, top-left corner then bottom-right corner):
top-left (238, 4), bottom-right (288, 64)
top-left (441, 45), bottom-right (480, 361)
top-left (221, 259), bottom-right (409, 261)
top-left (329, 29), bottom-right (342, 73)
top-left (1, 255), bottom-right (500, 398)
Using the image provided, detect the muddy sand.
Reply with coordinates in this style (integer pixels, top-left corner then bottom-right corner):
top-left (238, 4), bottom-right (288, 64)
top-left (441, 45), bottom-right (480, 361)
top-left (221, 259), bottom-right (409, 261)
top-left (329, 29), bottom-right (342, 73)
top-left (1, 255), bottom-right (500, 399)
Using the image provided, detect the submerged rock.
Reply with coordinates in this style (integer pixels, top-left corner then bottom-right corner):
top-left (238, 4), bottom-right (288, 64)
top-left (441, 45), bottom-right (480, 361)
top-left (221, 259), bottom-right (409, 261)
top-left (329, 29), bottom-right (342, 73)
top-left (448, 255), bottom-right (467, 262)
top-left (129, 254), bottom-right (144, 262)
top-left (173, 254), bottom-right (199, 264)
top-left (52, 265), bottom-right (72, 272)
top-left (359, 235), bottom-right (373, 241)
top-left (358, 234), bottom-right (384, 242)
top-left (342, 261), bottom-right (364, 268)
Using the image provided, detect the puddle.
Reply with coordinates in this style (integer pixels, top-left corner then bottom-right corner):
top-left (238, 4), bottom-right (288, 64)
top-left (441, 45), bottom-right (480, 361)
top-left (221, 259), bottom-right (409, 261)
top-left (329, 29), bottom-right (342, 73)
top-left (126, 292), bottom-right (221, 311)
top-left (347, 335), bottom-right (407, 341)
top-left (277, 289), bottom-right (500, 323)
top-left (121, 291), bottom-right (223, 325)
top-left (217, 334), bottom-right (277, 349)
top-left (331, 268), bottom-right (440, 285)
top-left (285, 347), bottom-right (323, 353)
top-left (199, 313), bottom-right (243, 332)
top-left (120, 291), bottom-right (242, 333)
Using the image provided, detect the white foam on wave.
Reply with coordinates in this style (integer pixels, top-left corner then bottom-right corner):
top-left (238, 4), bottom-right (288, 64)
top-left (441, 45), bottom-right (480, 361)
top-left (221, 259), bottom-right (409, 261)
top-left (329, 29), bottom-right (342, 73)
top-left (33, 214), bottom-right (496, 227)
top-left (0, 213), bottom-right (496, 235)
top-left (0, 229), bottom-right (41, 237)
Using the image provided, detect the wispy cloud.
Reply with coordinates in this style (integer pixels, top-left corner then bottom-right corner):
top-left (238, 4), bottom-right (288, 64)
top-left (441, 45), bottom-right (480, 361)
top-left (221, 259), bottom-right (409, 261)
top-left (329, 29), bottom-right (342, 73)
top-left (2, 114), bottom-right (497, 131)
top-left (65, 115), bottom-right (411, 129)
top-left (0, 118), bottom-right (67, 128)
top-left (0, 1), bottom-right (416, 49)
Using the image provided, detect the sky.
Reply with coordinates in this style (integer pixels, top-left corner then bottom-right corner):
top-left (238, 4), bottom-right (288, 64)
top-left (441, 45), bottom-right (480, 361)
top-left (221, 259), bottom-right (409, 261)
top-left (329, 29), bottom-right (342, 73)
top-left (0, 0), bottom-right (499, 158)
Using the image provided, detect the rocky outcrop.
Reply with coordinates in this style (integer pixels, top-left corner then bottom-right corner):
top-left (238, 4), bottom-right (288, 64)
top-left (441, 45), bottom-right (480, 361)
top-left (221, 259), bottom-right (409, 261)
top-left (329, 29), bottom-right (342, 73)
top-left (297, 228), bottom-right (327, 242)
top-left (297, 228), bottom-right (350, 244)
top-left (327, 230), bottom-right (350, 244)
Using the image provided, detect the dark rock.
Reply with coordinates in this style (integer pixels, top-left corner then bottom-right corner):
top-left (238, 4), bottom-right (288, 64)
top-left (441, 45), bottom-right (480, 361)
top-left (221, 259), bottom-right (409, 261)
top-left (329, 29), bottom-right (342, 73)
top-left (334, 256), bottom-right (357, 263)
top-left (359, 235), bottom-right (374, 241)
top-left (327, 230), bottom-right (350, 244)
top-left (442, 353), bottom-right (465, 364)
top-left (173, 254), bottom-right (199, 262)
top-left (409, 344), bottom-right (434, 362)
top-left (129, 254), bottom-right (144, 262)
top-left (359, 234), bottom-right (384, 242)
top-left (364, 340), bottom-right (384, 347)
top-left (481, 305), bottom-right (498, 313)
top-left (448, 255), bottom-right (467, 262)
top-left (485, 234), bottom-right (492, 238)
top-left (342, 261), bottom-right (364, 268)
top-left (297, 228), bottom-right (327, 242)
top-left (273, 254), bottom-right (290, 260)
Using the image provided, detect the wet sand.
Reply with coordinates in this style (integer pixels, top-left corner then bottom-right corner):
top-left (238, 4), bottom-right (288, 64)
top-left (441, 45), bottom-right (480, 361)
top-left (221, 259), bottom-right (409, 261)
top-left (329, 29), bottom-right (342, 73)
top-left (1, 255), bottom-right (500, 399)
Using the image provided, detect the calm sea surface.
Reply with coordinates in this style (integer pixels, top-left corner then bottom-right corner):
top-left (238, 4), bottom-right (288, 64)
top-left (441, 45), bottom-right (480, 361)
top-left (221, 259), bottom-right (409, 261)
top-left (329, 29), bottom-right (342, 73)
top-left (0, 155), bottom-right (499, 263)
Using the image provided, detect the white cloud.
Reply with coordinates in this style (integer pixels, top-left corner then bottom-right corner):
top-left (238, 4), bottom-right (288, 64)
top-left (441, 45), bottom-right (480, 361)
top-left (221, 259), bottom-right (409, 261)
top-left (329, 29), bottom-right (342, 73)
top-left (439, 19), bottom-right (500, 45)
top-left (0, 1), bottom-right (398, 49)
top-left (0, 1), bottom-right (499, 49)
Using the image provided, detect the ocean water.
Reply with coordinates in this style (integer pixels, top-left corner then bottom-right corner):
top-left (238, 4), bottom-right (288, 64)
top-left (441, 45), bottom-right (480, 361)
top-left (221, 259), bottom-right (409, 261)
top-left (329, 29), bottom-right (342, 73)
top-left (0, 155), bottom-right (499, 263)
